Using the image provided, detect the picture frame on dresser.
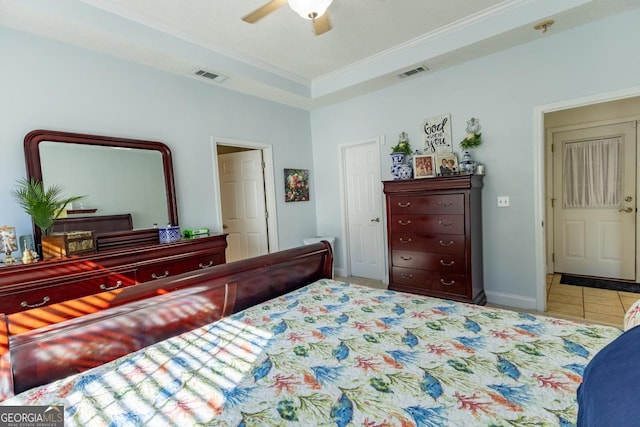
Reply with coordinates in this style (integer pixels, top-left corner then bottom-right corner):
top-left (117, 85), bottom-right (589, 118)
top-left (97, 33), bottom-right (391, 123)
top-left (436, 152), bottom-right (458, 176)
top-left (0, 226), bottom-right (18, 254)
top-left (413, 154), bottom-right (436, 178)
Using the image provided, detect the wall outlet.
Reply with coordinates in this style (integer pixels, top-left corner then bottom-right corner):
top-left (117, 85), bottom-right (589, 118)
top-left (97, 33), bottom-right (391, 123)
top-left (497, 196), bottom-right (510, 207)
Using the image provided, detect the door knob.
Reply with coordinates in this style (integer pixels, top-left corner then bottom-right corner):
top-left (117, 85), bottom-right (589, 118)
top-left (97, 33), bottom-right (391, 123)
top-left (626, 196), bottom-right (633, 202)
top-left (370, 217), bottom-right (380, 223)
top-left (223, 224), bottom-right (229, 229)
top-left (619, 207), bottom-right (634, 213)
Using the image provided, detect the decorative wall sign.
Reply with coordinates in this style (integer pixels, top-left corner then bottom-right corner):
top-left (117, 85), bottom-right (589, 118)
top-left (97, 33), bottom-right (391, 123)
top-left (284, 168), bottom-right (310, 202)
top-left (422, 113), bottom-right (452, 153)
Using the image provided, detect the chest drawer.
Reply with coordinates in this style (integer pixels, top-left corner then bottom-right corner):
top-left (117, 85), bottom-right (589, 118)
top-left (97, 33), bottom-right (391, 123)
top-left (389, 194), bottom-right (464, 215)
top-left (390, 266), bottom-right (467, 297)
top-left (392, 250), bottom-right (465, 274)
top-left (390, 233), bottom-right (465, 254)
top-left (0, 270), bottom-right (136, 315)
top-left (390, 214), bottom-right (464, 235)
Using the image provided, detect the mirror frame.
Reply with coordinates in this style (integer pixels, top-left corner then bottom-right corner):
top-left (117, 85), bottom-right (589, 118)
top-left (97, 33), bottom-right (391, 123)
top-left (24, 129), bottom-right (179, 251)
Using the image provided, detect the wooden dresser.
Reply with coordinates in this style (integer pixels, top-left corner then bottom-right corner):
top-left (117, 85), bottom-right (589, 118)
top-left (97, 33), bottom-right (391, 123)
top-left (383, 175), bottom-right (485, 305)
top-left (0, 234), bottom-right (227, 315)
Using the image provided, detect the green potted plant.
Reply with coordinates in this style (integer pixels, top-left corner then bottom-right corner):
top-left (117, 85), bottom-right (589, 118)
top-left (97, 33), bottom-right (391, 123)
top-left (390, 131), bottom-right (412, 155)
top-left (11, 178), bottom-right (85, 237)
top-left (459, 132), bottom-right (482, 150)
top-left (459, 117), bottom-right (483, 151)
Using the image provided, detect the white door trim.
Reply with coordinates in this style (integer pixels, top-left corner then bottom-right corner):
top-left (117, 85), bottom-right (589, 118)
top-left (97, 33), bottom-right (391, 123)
top-left (210, 137), bottom-right (279, 253)
top-left (533, 85), bottom-right (640, 312)
top-left (337, 135), bottom-right (387, 282)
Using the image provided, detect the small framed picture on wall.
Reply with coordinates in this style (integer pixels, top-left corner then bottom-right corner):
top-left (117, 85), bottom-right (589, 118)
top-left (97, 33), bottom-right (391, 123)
top-left (413, 154), bottom-right (436, 178)
top-left (284, 168), bottom-right (310, 202)
top-left (436, 153), bottom-right (459, 176)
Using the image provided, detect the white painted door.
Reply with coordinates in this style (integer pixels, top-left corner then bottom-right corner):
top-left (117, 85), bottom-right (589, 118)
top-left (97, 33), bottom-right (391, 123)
top-left (343, 140), bottom-right (384, 280)
top-left (553, 121), bottom-right (637, 280)
top-left (218, 150), bottom-right (269, 262)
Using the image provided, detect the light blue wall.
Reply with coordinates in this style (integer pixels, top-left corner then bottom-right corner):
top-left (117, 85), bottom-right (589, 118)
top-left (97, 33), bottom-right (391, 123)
top-left (311, 9), bottom-right (640, 307)
top-left (0, 27), bottom-right (316, 250)
top-left (3, 9), bottom-right (640, 307)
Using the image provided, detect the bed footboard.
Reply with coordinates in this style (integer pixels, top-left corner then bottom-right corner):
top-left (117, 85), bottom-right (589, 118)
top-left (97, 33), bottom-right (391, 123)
top-left (0, 241), bottom-right (333, 400)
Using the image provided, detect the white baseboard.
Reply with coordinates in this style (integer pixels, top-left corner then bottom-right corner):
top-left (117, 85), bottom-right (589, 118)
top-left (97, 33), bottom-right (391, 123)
top-left (333, 267), bottom-right (347, 278)
top-left (485, 290), bottom-right (538, 311)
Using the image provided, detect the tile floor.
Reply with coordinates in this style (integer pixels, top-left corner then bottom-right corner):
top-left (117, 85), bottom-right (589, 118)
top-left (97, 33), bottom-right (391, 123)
top-left (545, 273), bottom-right (639, 328)
top-left (337, 274), bottom-right (640, 328)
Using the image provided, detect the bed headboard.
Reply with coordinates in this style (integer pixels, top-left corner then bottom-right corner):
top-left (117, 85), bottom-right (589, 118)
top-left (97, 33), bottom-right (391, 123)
top-left (0, 241), bottom-right (333, 399)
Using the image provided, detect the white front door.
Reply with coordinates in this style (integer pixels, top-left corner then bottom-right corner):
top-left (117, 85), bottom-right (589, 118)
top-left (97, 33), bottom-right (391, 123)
top-left (218, 150), bottom-right (269, 262)
top-left (343, 139), bottom-right (384, 280)
top-left (553, 121), bottom-right (637, 280)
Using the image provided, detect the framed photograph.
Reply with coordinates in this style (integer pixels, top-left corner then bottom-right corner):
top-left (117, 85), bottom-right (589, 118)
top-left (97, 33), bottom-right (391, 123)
top-left (422, 113), bottom-right (452, 154)
top-left (436, 153), bottom-right (459, 176)
top-left (413, 154), bottom-right (436, 178)
top-left (0, 225), bottom-right (18, 254)
top-left (284, 168), bottom-right (310, 202)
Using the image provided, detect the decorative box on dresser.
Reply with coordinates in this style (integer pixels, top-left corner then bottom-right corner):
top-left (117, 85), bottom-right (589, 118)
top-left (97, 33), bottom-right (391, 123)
top-left (383, 175), bottom-right (485, 305)
top-left (0, 234), bottom-right (227, 316)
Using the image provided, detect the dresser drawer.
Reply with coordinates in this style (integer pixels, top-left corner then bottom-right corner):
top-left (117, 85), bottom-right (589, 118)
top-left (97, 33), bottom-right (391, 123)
top-left (389, 194), bottom-right (464, 215)
top-left (392, 250), bottom-right (465, 274)
top-left (0, 270), bottom-right (136, 315)
top-left (390, 214), bottom-right (464, 234)
top-left (391, 267), bottom-right (467, 296)
top-left (137, 254), bottom-right (221, 282)
top-left (390, 233), bottom-right (465, 254)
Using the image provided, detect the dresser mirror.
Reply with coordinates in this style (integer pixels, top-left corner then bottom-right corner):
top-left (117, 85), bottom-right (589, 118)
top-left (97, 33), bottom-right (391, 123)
top-left (24, 130), bottom-right (178, 250)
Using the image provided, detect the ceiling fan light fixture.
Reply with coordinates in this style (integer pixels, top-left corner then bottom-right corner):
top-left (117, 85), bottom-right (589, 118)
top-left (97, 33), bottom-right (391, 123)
top-left (288, 0), bottom-right (332, 21)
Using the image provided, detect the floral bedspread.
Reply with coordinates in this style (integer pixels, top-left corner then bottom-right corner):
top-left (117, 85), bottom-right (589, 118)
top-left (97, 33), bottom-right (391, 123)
top-left (4, 279), bottom-right (621, 426)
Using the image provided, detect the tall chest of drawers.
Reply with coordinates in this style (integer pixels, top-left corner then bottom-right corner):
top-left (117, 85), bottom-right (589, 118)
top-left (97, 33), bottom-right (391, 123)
top-left (383, 175), bottom-right (485, 305)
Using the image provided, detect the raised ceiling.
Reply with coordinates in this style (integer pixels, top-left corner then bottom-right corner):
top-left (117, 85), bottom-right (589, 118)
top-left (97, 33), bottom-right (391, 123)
top-left (1, 0), bottom-right (638, 109)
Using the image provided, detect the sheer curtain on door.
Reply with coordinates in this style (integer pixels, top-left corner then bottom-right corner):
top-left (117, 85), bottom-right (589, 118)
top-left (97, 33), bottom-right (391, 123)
top-left (563, 136), bottom-right (622, 208)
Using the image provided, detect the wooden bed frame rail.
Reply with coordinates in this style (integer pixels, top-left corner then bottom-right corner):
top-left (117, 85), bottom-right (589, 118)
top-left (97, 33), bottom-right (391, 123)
top-left (0, 241), bottom-right (333, 400)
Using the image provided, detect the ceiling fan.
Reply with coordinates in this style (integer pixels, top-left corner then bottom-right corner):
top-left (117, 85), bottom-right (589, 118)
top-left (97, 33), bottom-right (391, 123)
top-left (242, 0), bottom-right (333, 36)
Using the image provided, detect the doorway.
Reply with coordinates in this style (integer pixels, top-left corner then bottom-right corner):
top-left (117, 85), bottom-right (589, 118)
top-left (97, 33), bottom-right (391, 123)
top-left (212, 138), bottom-right (279, 262)
top-left (340, 137), bottom-right (385, 281)
top-left (535, 91), bottom-right (640, 312)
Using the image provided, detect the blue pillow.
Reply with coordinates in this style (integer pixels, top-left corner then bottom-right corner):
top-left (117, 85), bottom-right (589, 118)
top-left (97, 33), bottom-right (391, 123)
top-left (577, 325), bottom-right (640, 426)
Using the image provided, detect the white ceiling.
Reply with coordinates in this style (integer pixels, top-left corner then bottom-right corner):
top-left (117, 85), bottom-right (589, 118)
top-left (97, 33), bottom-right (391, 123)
top-left (2, 0), bottom-right (639, 109)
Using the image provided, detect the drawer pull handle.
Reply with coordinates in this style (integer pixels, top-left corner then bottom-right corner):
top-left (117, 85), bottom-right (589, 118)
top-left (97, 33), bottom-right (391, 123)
top-left (440, 260), bottom-right (455, 266)
top-left (398, 202), bottom-right (411, 208)
top-left (21, 296), bottom-right (50, 308)
top-left (400, 256), bottom-right (413, 261)
top-left (438, 201), bottom-right (453, 207)
top-left (151, 270), bottom-right (170, 279)
top-left (100, 280), bottom-right (123, 291)
top-left (398, 220), bottom-right (412, 226)
top-left (199, 261), bottom-right (214, 269)
top-left (400, 273), bottom-right (414, 279)
top-left (439, 240), bottom-right (454, 246)
top-left (438, 220), bottom-right (453, 227)
top-left (399, 238), bottom-right (412, 244)
top-left (440, 279), bottom-right (456, 286)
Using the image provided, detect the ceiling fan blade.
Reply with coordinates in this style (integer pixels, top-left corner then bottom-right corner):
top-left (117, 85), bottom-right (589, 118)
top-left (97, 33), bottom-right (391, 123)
top-left (242, 0), bottom-right (288, 23)
top-left (313, 12), bottom-right (331, 35)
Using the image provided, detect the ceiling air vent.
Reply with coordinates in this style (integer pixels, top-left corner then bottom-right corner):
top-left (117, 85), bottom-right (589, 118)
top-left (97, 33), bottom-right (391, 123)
top-left (193, 69), bottom-right (228, 83)
top-left (398, 65), bottom-right (429, 79)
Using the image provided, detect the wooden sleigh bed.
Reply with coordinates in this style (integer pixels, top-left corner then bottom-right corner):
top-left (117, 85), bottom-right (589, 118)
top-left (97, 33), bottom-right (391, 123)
top-left (0, 241), bottom-right (630, 426)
